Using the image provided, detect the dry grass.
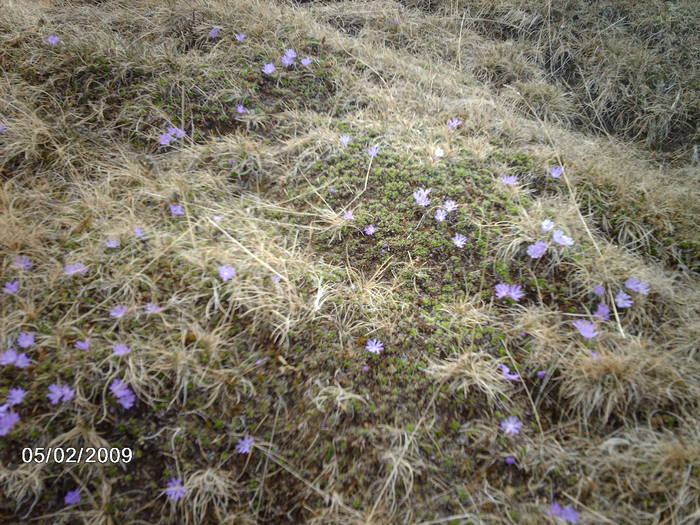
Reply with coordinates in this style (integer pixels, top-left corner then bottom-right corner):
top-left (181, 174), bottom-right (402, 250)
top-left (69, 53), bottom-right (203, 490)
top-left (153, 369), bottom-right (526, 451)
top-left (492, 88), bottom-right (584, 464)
top-left (0, 0), bottom-right (698, 523)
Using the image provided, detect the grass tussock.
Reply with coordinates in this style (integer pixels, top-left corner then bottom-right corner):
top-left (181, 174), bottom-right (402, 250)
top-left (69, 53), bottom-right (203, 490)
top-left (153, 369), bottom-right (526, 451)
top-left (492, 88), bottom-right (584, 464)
top-left (0, 0), bottom-right (699, 523)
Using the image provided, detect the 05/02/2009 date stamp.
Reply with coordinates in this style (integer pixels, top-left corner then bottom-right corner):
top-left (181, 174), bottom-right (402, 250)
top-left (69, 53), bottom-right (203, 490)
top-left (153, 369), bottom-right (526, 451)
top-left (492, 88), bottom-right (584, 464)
top-left (22, 447), bottom-right (133, 464)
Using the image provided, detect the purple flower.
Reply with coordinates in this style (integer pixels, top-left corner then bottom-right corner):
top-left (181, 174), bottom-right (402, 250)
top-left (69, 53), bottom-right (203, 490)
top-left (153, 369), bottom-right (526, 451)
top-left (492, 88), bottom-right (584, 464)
top-left (64, 489), bottom-right (81, 505)
top-left (17, 332), bottom-right (35, 349)
top-left (363, 224), bottom-right (377, 235)
top-left (495, 283), bottom-right (510, 299)
top-left (110, 379), bottom-right (136, 409)
top-left (145, 302), bottom-right (163, 314)
top-left (367, 146), bottom-right (380, 158)
top-left (366, 339), bottom-right (384, 354)
top-left (435, 209), bottom-right (447, 222)
top-left (15, 353), bottom-right (30, 368)
top-left (112, 343), bottom-right (131, 357)
top-left (615, 291), bottom-right (633, 309)
top-left (434, 147), bottom-right (445, 159)
top-left (495, 283), bottom-right (524, 302)
top-left (339, 135), bottom-right (351, 147)
top-left (443, 200), bottom-right (458, 213)
top-left (13, 256), bottom-right (33, 270)
top-left (159, 133), bottom-right (174, 146)
top-left (235, 435), bottom-right (254, 454)
top-left (1, 349), bottom-right (31, 369)
top-left (594, 302), bottom-right (610, 321)
top-left (546, 502), bottom-right (580, 523)
top-left (167, 126), bottom-right (186, 139)
top-left (541, 219), bottom-right (554, 232)
top-left (452, 233), bottom-right (467, 248)
top-left (47, 384), bottom-right (75, 405)
top-left (500, 416), bottom-right (523, 436)
top-left (7, 388), bottom-right (27, 406)
top-left (235, 33), bottom-right (246, 42)
top-left (262, 63), bottom-right (276, 75)
top-left (236, 104), bottom-right (248, 114)
top-left (75, 339), bottom-right (91, 351)
top-left (281, 55), bottom-right (295, 67)
top-left (0, 123), bottom-right (6, 133)
top-left (64, 263), bottom-right (87, 276)
top-left (625, 278), bottom-right (650, 295)
top-left (548, 165), bottom-right (564, 179)
top-left (47, 35), bottom-right (61, 46)
top-left (301, 57), bottom-right (312, 67)
top-left (3, 280), bottom-right (19, 295)
top-left (526, 241), bottom-right (548, 259)
top-left (329, 188), bottom-right (337, 195)
top-left (218, 265), bottom-right (236, 281)
top-left (110, 305), bottom-right (127, 319)
top-left (134, 227), bottom-right (144, 239)
top-left (362, 365), bottom-right (369, 372)
top-left (501, 175), bottom-right (518, 186)
top-left (592, 285), bottom-right (605, 297)
top-left (0, 411), bottom-right (20, 436)
top-left (591, 351), bottom-right (601, 360)
top-left (212, 215), bottom-right (222, 223)
top-left (552, 230), bottom-right (574, 247)
top-left (283, 48), bottom-right (297, 60)
top-left (499, 364), bottom-right (521, 381)
top-left (271, 274), bottom-right (282, 284)
top-left (447, 117), bottom-right (462, 131)
top-left (165, 478), bottom-right (187, 501)
top-left (504, 456), bottom-right (517, 465)
top-left (572, 319), bottom-right (598, 339)
top-left (208, 27), bottom-right (221, 39)
top-left (343, 210), bottom-right (354, 220)
top-left (413, 187), bottom-right (431, 207)
top-left (169, 204), bottom-right (185, 216)
top-left (536, 370), bottom-right (547, 379)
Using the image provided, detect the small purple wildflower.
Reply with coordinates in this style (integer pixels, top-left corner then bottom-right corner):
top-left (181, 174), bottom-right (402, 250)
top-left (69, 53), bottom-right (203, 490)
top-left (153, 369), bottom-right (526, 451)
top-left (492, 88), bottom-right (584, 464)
top-left (339, 135), bottom-right (352, 147)
top-left (495, 283), bottom-right (524, 302)
top-left (300, 57), bottom-right (312, 67)
top-left (434, 209), bottom-right (447, 222)
top-left (592, 285), bottom-right (605, 297)
top-left (236, 435), bottom-right (254, 454)
top-left (47, 384), bottom-right (75, 405)
top-left (110, 379), bottom-right (136, 409)
top-left (541, 219), bottom-right (555, 232)
top-left (281, 55), bottom-right (295, 67)
top-left (625, 278), bottom-right (650, 295)
top-left (0, 349), bottom-right (31, 369)
top-left (134, 227), bottom-right (144, 239)
top-left (13, 256), bottom-right (33, 270)
top-left (363, 224), bottom-right (377, 235)
top-left (526, 241), bottom-right (548, 259)
top-left (213, 215), bottom-right (222, 223)
top-left (434, 147), bottom-right (445, 159)
top-left (343, 210), bottom-right (355, 220)
top-left (548, 165), bottom-right (564, 179)
top-left (262, 63), bottom-right (276, 75)
top-left (145, 302), bottom-right (163, 314)
top-left (14, 353), bottom-right (30, 368)
top-left (110, 305), bottom-right (127, 319)
top-left (167, 126), bottom-right (186, 139)
top-left (236, 104), bottom-right (248, 114)
top-left (366, 339), bottom-right (384, 354)
top-left (64, 263), bottom-right (88, 276)
top-left (64, 489), bottom-right (81, 505)
top-left (447, 117), bottom-right (462, 131)
top-left (443, 200), bottom-right (458, 213)
top-left (552, 230), bottom-right (574, 247)
top-left (169, 204), bottom-right (185, 216)
top-left (47, 35), bottom-right (61, 46)
top-left (367, 146), bottom-right (380, 158)
top-left (7, 388), bottom-right (27, 406)
top-left (591, 351), bottom-right (601, 360)
top-left (159, 133), bottom-right (174, 146)
top-left (594, 302), bottom-right (610, 321)
top-left (501, 175), bottom-right (518, 186)
top-left (499, 364), bottom-right (521, 382)
top-left (75, 339), bottom-right (91, 351)
top-left (413, 187), bottom-right (431, 207)
top-left (218, 265), bottom-right (236, 282)
top-left (17, 332), bottom-right (35, 349)
top-left (0, 123), bottom-right (6, 133)
top-left (536, 370), bottom-right (547, 379)
top-left (500, 416), bottom-right (523, 436)
top-left (0, 411), bottom-right (20, 436)
top-left (271, 274), bottom-right (282, 284)
top-left (3, 281), bottom-right (19, 295)
top-left (165, 478), bottom-right (187, 501)
top-left (615, 291), bottom-right (633, 309)
top-left (546, 502), bottom-right (580, 523)
top-left (329, 188), bottom-right (337, 195)
top-left (208, 27), bottom-right (221, 39)
top-left (572, 319), bottom-right (598, 339)
top-left (505, 456), bottom-right (517, 465)
top-left (362, 365), bottom-right (369, 372)
top-left (235, 33), bottom-right (246, 42)
top-left (284, 49), bottom-right (297, 60)
top-left (112, 343), bottom-right (131, 357)
top-left (452, 233), bottom-right (467, 248)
